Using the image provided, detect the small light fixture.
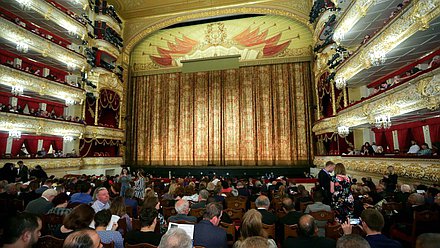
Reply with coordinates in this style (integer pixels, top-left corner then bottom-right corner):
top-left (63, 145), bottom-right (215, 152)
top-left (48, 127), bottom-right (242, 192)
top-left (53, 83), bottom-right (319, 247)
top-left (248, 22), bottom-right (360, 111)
top-left (337, 126), bottom-right (350, 138)
top-left (335, 76), bottom-right (346, 89)
top-left (63, 136), bottom-right (74, 142)
top-left (67, 62), bottom-right (77, 71)
top-left (16, 41), bottom-right (29, 53)
top-left (15, 0), bottom-right (32, 10)
top-left (375, 115), bottom-right (392, 129)
top-left (369, 48), bottom-right (387, 66)
top-left (11, 85), bottom-right (24, 96)
top-left (65, 99), bottom-right (75, 105)
top-left (9, 130), bottom-right (22, 139)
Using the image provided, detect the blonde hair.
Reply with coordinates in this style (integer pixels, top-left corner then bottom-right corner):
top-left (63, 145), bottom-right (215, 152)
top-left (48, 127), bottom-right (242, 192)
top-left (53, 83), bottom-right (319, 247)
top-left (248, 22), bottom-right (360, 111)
top-left (168, 183), bottom-right (178, 195)
top-left (334, 163), bottom-right (346, 175)
top-left (240, 209), bottom-right (266, 239)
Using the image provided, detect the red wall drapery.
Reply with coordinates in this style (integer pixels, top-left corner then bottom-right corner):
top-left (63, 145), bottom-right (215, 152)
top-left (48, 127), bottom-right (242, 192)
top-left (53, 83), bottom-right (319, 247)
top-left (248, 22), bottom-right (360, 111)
top-left (411, 126), bottom-right (425, 146)
top-left (0, 132), bottom-right (8, 156)
top-left (11, 138), bottom-right (25, 157)
top-left (429, 124), bottom-right (440, 143)
top-left (24, 138), bottom-right (38, 156)
top-left (397, 128), bottom-right (411, 151)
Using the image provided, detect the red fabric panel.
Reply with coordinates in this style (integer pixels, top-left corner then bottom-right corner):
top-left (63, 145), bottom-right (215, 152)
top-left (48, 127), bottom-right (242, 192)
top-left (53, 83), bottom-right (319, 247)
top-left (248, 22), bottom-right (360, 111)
top-left (384, 130), bottom-right (394, 151)
top-left (11, 138), bottom-right (25, 156)
top-left (53, 137), bottom-right (63, 151)
top-left (411, 126), bottom-right (425, 146)
top-left (374, 130), bottom-right (386, 147)
top-left (42, 138), bottom-right (52, 151)
top-left (429, 124), bottom-right (440, 143)
top-left (0, 132), bottom-right (8, 156)
top-left (24, 137), bottom-right (39, 156)
top-left (397, 128), bottom-right (411, 151)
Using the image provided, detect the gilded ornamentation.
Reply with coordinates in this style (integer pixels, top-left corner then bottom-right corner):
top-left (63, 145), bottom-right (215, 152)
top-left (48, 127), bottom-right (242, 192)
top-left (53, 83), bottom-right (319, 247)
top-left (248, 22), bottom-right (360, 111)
top-left (82, 157), bottom-right (124, 166)
top-left (0, 18), bottom-right (86, 69)
top-left (0, 65), bottom-right (86, 103)
top-left (93, 39), bottom-right (121, 58)
top-left (314, 156), bottom-right (440, 182)
top-left (84, 126), bottom-right (125, 140)
top-left (0, 157), bottom-right (123, 170)
top-left (312, 69), bottom-right (440, 134)
top-left (336, 0), bottom-right (440, 82)
top-left (95, 14), bottom-right (122, 34)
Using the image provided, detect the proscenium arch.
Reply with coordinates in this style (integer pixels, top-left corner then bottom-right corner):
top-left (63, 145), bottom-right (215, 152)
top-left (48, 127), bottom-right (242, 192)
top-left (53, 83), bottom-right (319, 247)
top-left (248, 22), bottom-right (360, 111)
top-left (123, 6), bottom-right (313, 55)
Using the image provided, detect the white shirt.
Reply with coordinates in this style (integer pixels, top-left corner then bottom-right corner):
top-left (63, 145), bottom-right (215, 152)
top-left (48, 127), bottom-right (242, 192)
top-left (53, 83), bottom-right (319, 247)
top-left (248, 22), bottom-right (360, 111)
top-left (408, 144), bottom-right (420, 154)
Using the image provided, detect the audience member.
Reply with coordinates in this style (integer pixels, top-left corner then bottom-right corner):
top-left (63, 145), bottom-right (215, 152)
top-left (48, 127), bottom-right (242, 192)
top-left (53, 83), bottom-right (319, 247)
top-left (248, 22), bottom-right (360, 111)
top-left (191, 189), bottom-right (209, 209)
top-left (416, 233), bottom-right (440, 248)
top-left (383, 166), bottom-right (398, 193)
top-left (54, 204), bottom-right (95, 239)
top-left (280, 197), bottom-right (303, 226)
top-left (255, 195), bottom-right (277, 225)
top-left (94, 209), bottom-right (124, 248)
top-left (305, 190), bottom-right (331, 236)
top-left (331, 163), bottom-right (354, 222)
top-left (318, 161), bottom-right (335, 205)
top-left (142, 196), bottom-right (167, 234)
top-left (336, 234), bottom-right (371, 248)
top-left (408, 140), bottom-right (421, 154)
top-left (342, 209), bottom-right (402, 248)
top-left (158, 228), bottom-right (192, 248)
top-left (125, 208), bottom-right (162, 246)
top-left (3, 213), bottom-right (42, 248)
top-left (124, 187), bottom-right (138, 217)
top-left (24, 188), bottom-right (58, 215)
top-left (194, 202), bottom-right (227, 248)
top-left (109, 196), bottom-right (132, 232)
top-left (92, 187), bottom-right (110, 212)
top-left (35, 179), bottom-right (53, 194)
top-left (283, 214), bottom-right (336, 248)
top-left (70, 182), bottom-right (93, 204)
top-left (418, 143), bottom-right (432, 156)
top-left (235, 209), bottom-right (276, 248)
top-left (63, 229), bottom-right (102, 248)
top-left (16, 161), bottom-right (29, 182)
top-left (168, 199), bottom-right (197, 223)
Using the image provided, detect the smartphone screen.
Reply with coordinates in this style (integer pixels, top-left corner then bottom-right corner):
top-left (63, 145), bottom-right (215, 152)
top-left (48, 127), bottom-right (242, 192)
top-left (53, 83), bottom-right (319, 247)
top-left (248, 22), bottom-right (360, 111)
top-left (350, 218), bottom-right (360, 225)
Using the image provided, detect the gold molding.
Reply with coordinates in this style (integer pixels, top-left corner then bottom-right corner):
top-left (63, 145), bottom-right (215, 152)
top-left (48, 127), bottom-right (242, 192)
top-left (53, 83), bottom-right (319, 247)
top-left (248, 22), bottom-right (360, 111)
top-left (0, 65), bottom-right (86, 103)
top-left (84, 126), bottom-right (125, 140)
top-left (314, 155), bottom-right (440, 182)
top-left (92, 39), bottom-right (121, 58)
top-left (0, 157), bottom-right (123, 171)
top-left (82, 156), bottom-right (124, 166)
top-left (312, 68), bottom-right (440, 134)
top-left (0, 18), bottom-right (86, 69)
top-left (94, 14), bottom-right (122, 34)
top-left (336, 0), bottom-right (440, 82)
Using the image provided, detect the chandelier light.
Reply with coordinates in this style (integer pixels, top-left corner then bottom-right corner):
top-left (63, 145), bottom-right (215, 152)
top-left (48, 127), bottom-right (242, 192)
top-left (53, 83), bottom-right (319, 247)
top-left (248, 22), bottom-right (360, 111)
top-left (66, 62), bottom-right (77, 71)
top-left (16, 41), bottom-right (29, 53)
top-left (65, 99), bottom-right (75, 105)
top-left (375, 115), bottom-right (392, 129)
top-left (11, 85), bottom-right (24, 96)
top-left (15, 0), bottom-right (32, 10)
top-left (63, 136), bottom-right (74, 142)
top-left (335, 76), bottom-right (346, 89)
top-left (9, 130), bottom-right (22, 139)
top-left (337, 126), bottom-right (350, 138)
top-left (368, 49), bottom-right (387, 66)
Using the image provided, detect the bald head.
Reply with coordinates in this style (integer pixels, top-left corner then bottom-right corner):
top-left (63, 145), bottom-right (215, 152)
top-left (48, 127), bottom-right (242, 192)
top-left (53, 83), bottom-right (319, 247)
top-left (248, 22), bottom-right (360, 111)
top-left (42, 189), bottom-right (58, 202)
top-left (282, 197), bottom-right (295, 212)
top-left (298, 214), bottom-right (317, 237)
top-left (255, 195), bottom-right (270, 209)
top-left (63, 229), bottom-right (101, 248)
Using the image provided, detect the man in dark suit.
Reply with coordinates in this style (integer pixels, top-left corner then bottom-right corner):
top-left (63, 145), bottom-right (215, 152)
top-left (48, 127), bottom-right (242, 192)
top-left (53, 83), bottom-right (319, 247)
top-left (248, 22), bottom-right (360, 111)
top-left (255, 195), bottom-right (277, 225)
top-left (16, 161), bottom-right (29, 182)
top-left (168, 199), bottom-right (197, 223)
top-left (24, 188), bottom-right (57, 215)
top-left (280, 197), bottom-right (304, 226)
top-left (318, 161), bottom-right (335, 205)
top-left (191, 189), bottom-right (209, 209)
top-left (194, 202), bottom-right (228, 248)
top-left (35, 179), bottom-right (53, 194)
top-left (283, 214), bottom-right (336, 248)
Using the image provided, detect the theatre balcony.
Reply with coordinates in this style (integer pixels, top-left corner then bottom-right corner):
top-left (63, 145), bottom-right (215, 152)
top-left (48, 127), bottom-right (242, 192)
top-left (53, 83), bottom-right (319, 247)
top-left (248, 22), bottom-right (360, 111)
top-left (0, 17), bottom-right (87, 72)
top-left (1, 0), bottom-right (88, 41)
top-left (93, 0), bottom-right (123, 34)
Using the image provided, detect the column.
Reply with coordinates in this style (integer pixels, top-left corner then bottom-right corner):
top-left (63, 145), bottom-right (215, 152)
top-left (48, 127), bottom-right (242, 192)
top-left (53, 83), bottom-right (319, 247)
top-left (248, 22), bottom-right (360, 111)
top-left (343, 87), bottom-right (348, 107)
top-left (118, 97), bottom-right (122, 129)
top-left (94, 96), bottom-right (99, 125)
top-left (330, 81), bottom-right (336, 115)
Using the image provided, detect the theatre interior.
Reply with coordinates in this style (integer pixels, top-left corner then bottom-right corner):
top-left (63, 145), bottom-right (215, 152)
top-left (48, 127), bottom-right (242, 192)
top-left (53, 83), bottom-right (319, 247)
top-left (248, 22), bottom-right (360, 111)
top-left (0, 0), bottom-right (439, 247)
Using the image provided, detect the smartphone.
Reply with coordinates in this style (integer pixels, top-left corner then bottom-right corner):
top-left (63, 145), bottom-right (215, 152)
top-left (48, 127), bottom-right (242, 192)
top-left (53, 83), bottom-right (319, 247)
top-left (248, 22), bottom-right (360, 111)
top-left (349, 218), bottom-right (360, 225)
top-left (416, 190), bottom-right (425, 194)
top-left (66, 192), bottom-right (71, 196)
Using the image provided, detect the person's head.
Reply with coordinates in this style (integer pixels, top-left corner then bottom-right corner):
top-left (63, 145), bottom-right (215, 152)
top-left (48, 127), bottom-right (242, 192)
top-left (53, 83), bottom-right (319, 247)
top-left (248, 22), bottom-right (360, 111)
top-left (52, 192), bottom-right (70, 207)
top-left (239, 236), bottom-right (269, 248)
top-left (334, 163), bottom-right (346, 175)
top-left (143, 196), bottom-right (160, 210)
top-left (44, 179), bottom-right (53, 186)
top-left (421, 143), bottom-right (429, 150)
top-left (411, 140), bottom-right (417, 145)
top-left (325, 161), bottom-right (335, 172)
top-left (336, 234), bottom-right (370, 248)
top-left (203, 202), bottom-right (223, 226)
top-left (158, 228), bottom-right (192, 248)
top-left (241, 209), bottom-right (264, 239)
top-left (63, 229), bottom-right (102, 248)
top-left (125, 187), bottom-right (135, 198)
top-left (17, 161), bottom-right (24, 167)
top-left (313, 190), bottom-right (324, 202)
top-left (408, 193), bottom-right (425, 206)
top-left (360, 209), bottom-right (384, 233)
top-left (139, 207), bottom-right (158, 228)
top-left (42, 188), bottom-right (58, 202)
top-left (3, 213), bottom-right (42, 248)
top-left (5, 183), bottom-right (17, 195)
top-left (175, 199), bottom-right (190, 215)
top-left (110, 196), bottom-right (126, 216)
top-left (387, 166), bottom-right (394, 173)
top-left (282, 197), bottom-right (295, 212)
top-left (298, 214), bottom-right (318, 237)
top-left (401, 184), bottom-right (411, 193)
top-left (120, 167), bottom-right (129, 175)
top-left (416, 233), bottom-right (440, 248)
top-left (255, 195), bottom-right (270, 210)
top-left (63, 204), bottom-right (95, 230)
top-left (79, 183), bottom-right (92, 193)
top-left (94, 187), bottom-right (109, 203)
top-left (94, 209), bottom-right (112, 228)
top-left (199, 189), bottom-right (209, 201)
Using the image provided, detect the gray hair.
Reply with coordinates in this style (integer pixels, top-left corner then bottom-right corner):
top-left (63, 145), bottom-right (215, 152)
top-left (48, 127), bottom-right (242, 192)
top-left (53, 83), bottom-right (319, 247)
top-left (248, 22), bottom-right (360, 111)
top-left (175, 199), bottom-right (190, 214)
top-left (255, 195), bottom-right (270, 208)
top-left (199, 189), bottom-right (209, 200)
top-left (93, 187), bottom-right (107, 200)
top-left (42, 189), bottom-right (58, 198)
top-left (401, 184), bottom-right (411, 193)
top-left (337, 234), bottom-right (370, 248)
top-left (158, 228), bottom-right (192, 248)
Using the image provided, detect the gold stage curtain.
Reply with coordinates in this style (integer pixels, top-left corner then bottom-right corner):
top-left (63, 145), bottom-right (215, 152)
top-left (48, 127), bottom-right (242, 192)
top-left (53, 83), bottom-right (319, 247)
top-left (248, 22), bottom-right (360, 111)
top-left (129, 62), bottom-right (313, 166)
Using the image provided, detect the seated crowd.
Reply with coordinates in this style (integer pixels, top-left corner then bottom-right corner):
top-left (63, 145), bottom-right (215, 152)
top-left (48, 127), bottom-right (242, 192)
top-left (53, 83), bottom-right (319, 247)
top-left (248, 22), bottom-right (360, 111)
top-left (343, 140), bottom-right (439, 157)
top-left (0, 164), bottom-right (439, 248)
